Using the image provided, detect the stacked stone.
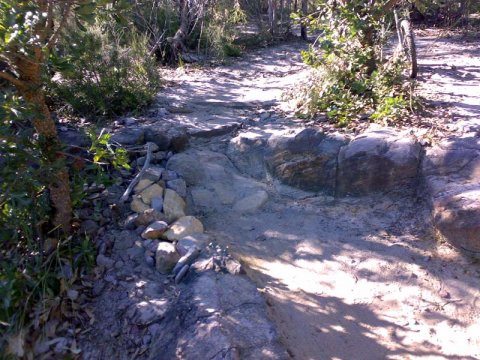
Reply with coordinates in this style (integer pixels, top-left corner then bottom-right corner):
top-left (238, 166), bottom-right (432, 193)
top-left (127, 166), bottom-right (205, 281)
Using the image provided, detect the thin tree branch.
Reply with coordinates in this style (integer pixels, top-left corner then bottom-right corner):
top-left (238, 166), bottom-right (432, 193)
top-left (46, 0), bottom-right (74, 49)
top-left (119, 142), bottom-right (154, 203)
top-left (0, 71), bottom-right (26, 90)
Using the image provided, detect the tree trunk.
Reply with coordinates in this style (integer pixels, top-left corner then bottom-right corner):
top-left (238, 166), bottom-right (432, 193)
top-left (170, 0), bottom-right (189, 61)
top-left (285, 0), bottom-right (292, 33)
top-left (268, 0), bottom-right (277, 36)
top-left (15, 50), bottom-right (72, 232)
top-left (300, 0), bottom-right (308, 40)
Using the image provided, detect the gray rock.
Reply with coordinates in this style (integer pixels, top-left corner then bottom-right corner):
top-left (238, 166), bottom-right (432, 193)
top-left (176, 234), bottom-right (210, 256)
top-left (233, 190), bottom-right (268, 213)
top-left (259, 111), bottom-right (271, 121)
top-left (145, 254), bottom-right (155, 267)
top-left (168, 149), bottom-right (267, 212)
top-left (132, 299), bottom-right (168, 325)
top-left (225, 258), bottom-right (243, 275)
top-left (137, 156), bottom-right (147, 166)
top-left (141, 221), bottom-right (168, 239)
top-left (145, 127), bottom-right (170, 150)
top-left (166, 105), bottom-right (193, 114)
top-left (151, 196), bottom-right (164, 212)
top-left (130, 196), bottom-right (150, 213)
top-left (148, 272), bottom-right (288, 359)
top-left (227, 132), bottom-right (269, 179)
top-left (162, 170), bottom-right (178, 181)
top-left (79, 220), bottom-right (99, 236)
top-left (163, 216), bottom-right (204, 241)
top-left (266, 128), bottom-right (348, 194)
top-left (155, 242), bottom-right (180, 274)
top-left (166, 178), bottom-right (187, 198)
top-left (127, 242), bottom-right (145, 263)
top-left (144, 124), bottom-right (189, 152)
top-left (142, 166), bottom-right (164, 182)
top-left (96, 254), bottom-right (115, 268)
top-left (134, 209), bottom-right (166, 226)
top-left (139, 183), bottom-right (164, 205)
top-left (163, 189), bottom-right (186, 223)
top-left (336, 127), bottom-right (421, 196)
top-left (124, 117), bottom-right (137, 126)
top-left (152, 151), bottom-right (168, 163)
top-left (113, 230), bottom-right (136, 251)
top-left (134, 179), bottom-right (154, 194)
top-left (123, 213), bottom-right (138, 230)
top-left (111, 128), bottom-right (145, 146)
top-left (58, 129), bottom-right (90, 148)
top-left (422, 137), bottom-right (480, 254)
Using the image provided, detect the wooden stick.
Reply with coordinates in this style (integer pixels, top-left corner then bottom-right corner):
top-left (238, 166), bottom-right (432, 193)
top-left (119, 142), bottom-right (153, 203)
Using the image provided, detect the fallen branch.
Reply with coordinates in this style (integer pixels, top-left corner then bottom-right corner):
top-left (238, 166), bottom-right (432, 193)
top-left (119, 142), bottom-right (153, 203)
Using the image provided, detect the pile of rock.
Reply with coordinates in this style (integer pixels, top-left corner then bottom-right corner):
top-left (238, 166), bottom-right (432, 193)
top-left (126, 166), bottom-right (206, 282)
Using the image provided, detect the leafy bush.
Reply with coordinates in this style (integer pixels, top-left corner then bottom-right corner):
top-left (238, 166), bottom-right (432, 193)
top-left (0, 90), bottom-right (130, 355)
top-left (291, 1), bottom-right (417, 126)
top-left (50, 24), bottom-right (160, 118)
top-left (414, 0), bottom-right (480, 25)
top-left (201, 4), bottom-right (245, 59)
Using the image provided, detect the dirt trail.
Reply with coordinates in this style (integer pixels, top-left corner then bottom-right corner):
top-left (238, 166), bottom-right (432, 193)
top-left (159, 34), bottom-right (480, 359)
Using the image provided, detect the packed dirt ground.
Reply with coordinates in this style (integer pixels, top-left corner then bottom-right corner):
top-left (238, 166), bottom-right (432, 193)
top-left (160, 29), bottom-right (480, 359)
top-left (80, 29), bottom-right (480, 359)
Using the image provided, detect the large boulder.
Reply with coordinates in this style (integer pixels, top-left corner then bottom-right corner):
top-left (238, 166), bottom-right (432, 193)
top-left (148, 272), bottom-right (288, 359)
top-left (167, 149), bottom-right (267, 212)
top-left (144, 124), bottom-right (189, 151)
top-left (422, 137), bottom-right (480, 255)
top-left (227, 131), bottom-right (269, 179)
top-left (336, 127), bottom-right (421, 196)
top-left (111, 127), bottom-right (145, 146)
top-left (265, 128), bottom-right (347, 194)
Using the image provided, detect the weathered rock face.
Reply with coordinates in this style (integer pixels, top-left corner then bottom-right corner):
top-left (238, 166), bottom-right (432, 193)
top-left (166, 179), bottom-right (187, 198)
top-left (111, 127), bottom-right (145, 146)
top-left (422, 137), bottom-right (480, 255)
top-left (148, 272), bottom-right (288, 360)
top-left (265, 128), bottom-right (348, 194)
top-left (233, 190), bottom-right (269, 213)
top-left (167, 150), bottom-right (267, 212)
top-left (144, 124), bottom-right (189, 152)
top-left (336, 128), bottom-right (422, 196)
top-left (227, 132), bottom-right (269, 179)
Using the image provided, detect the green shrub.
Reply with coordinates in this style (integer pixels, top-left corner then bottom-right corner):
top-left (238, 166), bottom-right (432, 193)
top-left (50, 24), bottom-right (160, 118)
top-left (291, 1), bottom-right (417, 126)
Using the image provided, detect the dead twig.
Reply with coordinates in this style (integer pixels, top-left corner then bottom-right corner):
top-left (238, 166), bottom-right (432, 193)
top-left (119, 142), bottom-right (153, 203)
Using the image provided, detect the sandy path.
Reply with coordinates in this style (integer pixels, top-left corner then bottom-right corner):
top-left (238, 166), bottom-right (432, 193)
top-left (160, 34), bottom-right (480, 359)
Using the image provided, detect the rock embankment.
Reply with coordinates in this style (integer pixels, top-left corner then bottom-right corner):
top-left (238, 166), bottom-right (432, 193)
top-left (227, 124), bottom-right (479, 255)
